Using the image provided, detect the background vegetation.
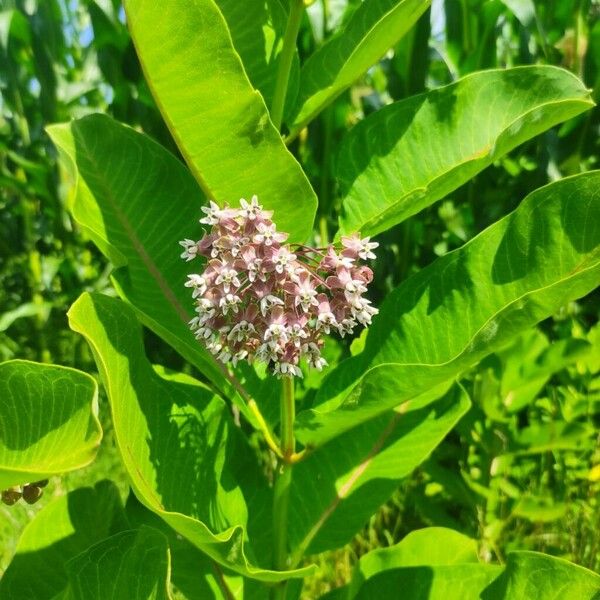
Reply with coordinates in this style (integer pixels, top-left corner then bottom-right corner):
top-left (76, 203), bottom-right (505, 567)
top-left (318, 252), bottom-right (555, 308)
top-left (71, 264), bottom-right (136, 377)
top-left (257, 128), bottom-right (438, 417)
top-left (1, 0), bottom-right (599, 595)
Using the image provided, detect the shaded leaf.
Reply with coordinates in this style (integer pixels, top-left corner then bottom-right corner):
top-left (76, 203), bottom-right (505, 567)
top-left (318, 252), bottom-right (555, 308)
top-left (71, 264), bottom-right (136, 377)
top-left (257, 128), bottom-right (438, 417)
top-left (123, 0), bottom-right (317, 243)
top-left (289, 386), bottom-right (470, 557)
top-left (337, 67), bottom-right (594, 237)
top-left (296, 172), bottom-right (600, 447)
top-left (0, 360), bottom-right (101, 489)
top-left (216, 0), bottom-right (299, 110)
top-left (125, 494), bottom-right (251, 600)
top-left (290, 0), bottom-right (431, 132)
top-left (0, 481), bottom-right (128, 599)
top-left (68, 292), bottom-right (313, 582)
top-left (60, 527), bottom-right (171, 600)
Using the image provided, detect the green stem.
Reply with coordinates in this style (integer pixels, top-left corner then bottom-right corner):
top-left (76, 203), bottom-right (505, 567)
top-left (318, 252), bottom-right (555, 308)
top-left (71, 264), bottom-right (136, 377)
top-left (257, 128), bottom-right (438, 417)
top-left (271, 377), bottom-right (296, 599)
top-left (270, 0), bottom-right (304, 130)
top-left (459, 0), bottom-right (471, 54)
top-left (280, 376), bottom-right (296, 459)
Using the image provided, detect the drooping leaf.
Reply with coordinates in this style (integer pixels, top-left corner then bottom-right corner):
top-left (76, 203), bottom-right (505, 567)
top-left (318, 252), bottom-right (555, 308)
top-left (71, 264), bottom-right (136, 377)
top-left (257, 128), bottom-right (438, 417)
top-left (67, 292), bottom-right (313, 582)
top-left (0, 360), bottom-right (101, 489)
top-left (337, 67), bottom-right (594, 237)
top-left (338, 528), bottom-right (600, 599)
top-left (123, 0), bottom-right (317, 243)
top-left (289, 0), bottom-right (431, 133)
top-left (288, 386), bottom-right (470, 557)
top-left (0, 481), bottom-right (129, 599)
top-left (60, 527), bottom-right (171, 600)
top-left (296, 172), bottom-right (600, 447)
top-left (125, 494), bottom-right (252, 600)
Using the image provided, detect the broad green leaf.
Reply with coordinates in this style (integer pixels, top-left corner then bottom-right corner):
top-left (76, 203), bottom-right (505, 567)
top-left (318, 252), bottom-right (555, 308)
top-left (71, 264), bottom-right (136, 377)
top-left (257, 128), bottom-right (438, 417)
top-left (337, 67), bottom-right (594, 237)
top-left (47, 115), bottom-right (224, 390)
top-left (0, 481), bottom-right (129, 599)
top-left (340, 528), bottom-right (600, 600)
top-left (60, 527), bottom-right (171, 600)
top-left (352, 564), bottom-right (501, 599)
top-left (68, 292), bottom-right (313, 582)
top-left (482, 551), bottom-right (600, 599)
top-left (348, 527), bottom-right (480, 597)
top-left (296, 172), bottom-right (600, 447)
top-left (123, 0), bottom-right (317, 243)
top-left (288, 386), bottom-right (470, 557)
top-left (0, 360), bottom-right (101, 489)
top-left (289, 0), bottom-right (431, 133)
top-left (47, 115), bottom-right (274, 427)
top-left (125, 494), bottom-right (252, 600)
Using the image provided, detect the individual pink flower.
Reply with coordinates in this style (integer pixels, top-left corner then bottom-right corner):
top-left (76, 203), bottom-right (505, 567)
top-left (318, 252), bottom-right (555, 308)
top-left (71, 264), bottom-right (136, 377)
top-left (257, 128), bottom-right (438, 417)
top-left (341, 234), bottom-right (379, 260)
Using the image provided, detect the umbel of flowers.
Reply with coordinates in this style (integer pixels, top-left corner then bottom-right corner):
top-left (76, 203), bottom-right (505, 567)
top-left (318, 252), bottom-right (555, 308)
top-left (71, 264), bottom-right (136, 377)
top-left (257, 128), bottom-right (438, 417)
top-left (180, 196), bottom-right (378, 378)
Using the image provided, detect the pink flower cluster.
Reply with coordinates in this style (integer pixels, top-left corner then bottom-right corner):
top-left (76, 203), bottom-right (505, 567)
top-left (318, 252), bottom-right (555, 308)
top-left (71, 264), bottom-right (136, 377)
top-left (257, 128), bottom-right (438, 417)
top-left (180, 196), bottom-right (378, 378)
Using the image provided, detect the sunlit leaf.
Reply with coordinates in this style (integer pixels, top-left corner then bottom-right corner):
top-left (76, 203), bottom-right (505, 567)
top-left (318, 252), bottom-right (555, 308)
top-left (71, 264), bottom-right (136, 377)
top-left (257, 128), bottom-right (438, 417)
top-left (290, 0), bottom-right (431, 133)
top-left (297, 173), bottom-right (600, 447)
top-left (68, 292), bottom-right (313, 582)
top-left (338, 528), bottom-right (600, 599)
top-left (123, 0), bottom-right (317, 243)
top-left (0, 481), bottom-right (128, 599)
top-left (47, 116), bottom-right (225, 388)
top-left (337, 67), bottom-right (594, 237)
top-left (0, 360), bottom-right (101, 489)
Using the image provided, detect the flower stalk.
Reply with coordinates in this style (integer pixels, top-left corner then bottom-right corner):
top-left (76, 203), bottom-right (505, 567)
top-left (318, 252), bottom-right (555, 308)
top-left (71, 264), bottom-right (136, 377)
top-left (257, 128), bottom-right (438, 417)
top-left (272, 377), bottom-right (296, 599)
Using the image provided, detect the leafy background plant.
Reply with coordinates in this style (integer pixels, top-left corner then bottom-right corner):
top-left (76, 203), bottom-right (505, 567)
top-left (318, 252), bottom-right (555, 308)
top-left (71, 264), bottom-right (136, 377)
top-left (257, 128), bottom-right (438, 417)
top-left (0, 0), bottom-right (599, 598)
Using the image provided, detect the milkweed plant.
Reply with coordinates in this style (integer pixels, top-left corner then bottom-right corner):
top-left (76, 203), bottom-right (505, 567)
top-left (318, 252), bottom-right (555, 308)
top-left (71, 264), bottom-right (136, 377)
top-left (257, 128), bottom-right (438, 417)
top-left (1, 0), bottom-right (600, 599)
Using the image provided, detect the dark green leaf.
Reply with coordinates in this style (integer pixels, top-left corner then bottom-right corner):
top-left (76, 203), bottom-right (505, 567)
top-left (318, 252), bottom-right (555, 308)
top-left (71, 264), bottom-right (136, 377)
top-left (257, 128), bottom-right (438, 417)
top-left (60, 527), bottom-right (171, 600)
top-left (0, 481), bottom-right (128, 599)
top-left (289, 386), bottom-right (470, 557)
